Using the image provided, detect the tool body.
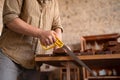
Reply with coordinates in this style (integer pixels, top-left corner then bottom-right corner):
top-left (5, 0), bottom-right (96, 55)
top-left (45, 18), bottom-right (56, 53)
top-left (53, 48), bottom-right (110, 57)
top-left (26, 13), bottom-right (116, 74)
top-left (42, 37), bottom-right (96, 76)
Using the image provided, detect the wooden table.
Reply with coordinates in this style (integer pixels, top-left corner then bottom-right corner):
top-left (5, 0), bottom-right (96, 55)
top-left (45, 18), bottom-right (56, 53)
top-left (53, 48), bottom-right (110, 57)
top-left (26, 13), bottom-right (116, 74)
top-left (35, 54), bottom-right (120, 80)
top-left (35, 54), bottom-right (120, 66)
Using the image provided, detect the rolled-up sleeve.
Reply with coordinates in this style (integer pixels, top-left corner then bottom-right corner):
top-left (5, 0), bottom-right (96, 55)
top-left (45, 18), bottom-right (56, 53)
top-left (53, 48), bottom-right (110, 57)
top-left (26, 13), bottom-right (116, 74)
top-left (3, 0), bottom-right (23, 24)
top-left (51, 0), bottom-right (63, 32)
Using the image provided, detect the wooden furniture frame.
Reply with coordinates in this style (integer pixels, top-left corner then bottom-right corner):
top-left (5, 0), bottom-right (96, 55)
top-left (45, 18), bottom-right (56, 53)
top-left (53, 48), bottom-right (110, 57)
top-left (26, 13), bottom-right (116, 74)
top-left (60, 62), bottom-right (80, 80)
top-left (80, 33), bottom-right (120, 54)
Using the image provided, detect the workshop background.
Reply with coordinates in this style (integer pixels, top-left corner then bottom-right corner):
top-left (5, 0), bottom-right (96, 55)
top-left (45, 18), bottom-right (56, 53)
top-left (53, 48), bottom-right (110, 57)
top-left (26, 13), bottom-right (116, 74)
top-left (58, 0), bottom-right (120, 49)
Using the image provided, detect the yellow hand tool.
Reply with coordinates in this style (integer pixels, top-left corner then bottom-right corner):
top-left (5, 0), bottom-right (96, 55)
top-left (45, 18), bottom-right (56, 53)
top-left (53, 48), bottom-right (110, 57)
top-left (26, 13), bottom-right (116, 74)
top-left (42, 37), bottom-right (96, 76)
top-left (42, 37), bottom-right (64, 50)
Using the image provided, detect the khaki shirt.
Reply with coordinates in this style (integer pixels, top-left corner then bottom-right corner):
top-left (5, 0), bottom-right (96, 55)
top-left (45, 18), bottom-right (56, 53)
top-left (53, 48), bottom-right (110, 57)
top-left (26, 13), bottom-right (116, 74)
top-left (0, 0), bottom-right (5, 36)
top-left (0, 0), bottom-right (63, 69)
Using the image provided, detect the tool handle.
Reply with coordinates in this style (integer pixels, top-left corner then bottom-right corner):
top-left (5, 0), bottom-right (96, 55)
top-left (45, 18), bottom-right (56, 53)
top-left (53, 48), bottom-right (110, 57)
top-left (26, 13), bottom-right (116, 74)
top-left (41, 44), bottom-right (56, 50)
top-left (41, 37), bottom-right (64, 50)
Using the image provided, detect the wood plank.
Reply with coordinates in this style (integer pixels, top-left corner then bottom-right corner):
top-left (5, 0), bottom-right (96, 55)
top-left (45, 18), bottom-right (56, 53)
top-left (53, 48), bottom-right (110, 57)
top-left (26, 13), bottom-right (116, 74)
top-left (35, 54), bottom-right (120, 62)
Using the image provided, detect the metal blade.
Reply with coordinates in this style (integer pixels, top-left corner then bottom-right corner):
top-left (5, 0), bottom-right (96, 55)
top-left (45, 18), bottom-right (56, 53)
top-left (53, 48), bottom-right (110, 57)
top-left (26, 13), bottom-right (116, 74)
top-left (62, 45), bottom-right (96, 76)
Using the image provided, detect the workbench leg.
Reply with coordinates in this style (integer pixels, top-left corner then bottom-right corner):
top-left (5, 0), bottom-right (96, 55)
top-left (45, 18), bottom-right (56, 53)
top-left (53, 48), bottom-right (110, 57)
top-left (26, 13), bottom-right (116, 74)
top-left (66, 62), bottom-right (71, 80)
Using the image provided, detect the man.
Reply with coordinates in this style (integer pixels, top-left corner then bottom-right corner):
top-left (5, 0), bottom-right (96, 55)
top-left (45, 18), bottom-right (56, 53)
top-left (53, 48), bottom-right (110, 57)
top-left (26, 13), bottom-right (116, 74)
top-left (0, 0), bottom-right (63, 80)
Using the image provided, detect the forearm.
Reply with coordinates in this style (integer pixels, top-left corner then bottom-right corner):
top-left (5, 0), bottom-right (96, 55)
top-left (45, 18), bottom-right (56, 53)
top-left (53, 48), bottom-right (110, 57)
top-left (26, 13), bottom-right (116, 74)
top-left (54, 28), bottom-right (62, 40)
top-left (6, 18), bottom-right (59, 46)
top-left (6, 18), bottom-right (41, 38)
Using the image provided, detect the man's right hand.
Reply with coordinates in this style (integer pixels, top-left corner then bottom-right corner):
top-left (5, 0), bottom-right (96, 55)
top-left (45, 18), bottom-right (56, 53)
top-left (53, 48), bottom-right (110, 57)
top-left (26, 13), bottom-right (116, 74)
top-left (38, 30), bottom-right (57, 46)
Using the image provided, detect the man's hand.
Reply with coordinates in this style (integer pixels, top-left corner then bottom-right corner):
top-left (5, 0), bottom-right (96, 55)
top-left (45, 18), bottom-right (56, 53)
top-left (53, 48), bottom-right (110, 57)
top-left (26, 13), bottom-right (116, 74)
top-left (39, 30), bottom-right (57, 46)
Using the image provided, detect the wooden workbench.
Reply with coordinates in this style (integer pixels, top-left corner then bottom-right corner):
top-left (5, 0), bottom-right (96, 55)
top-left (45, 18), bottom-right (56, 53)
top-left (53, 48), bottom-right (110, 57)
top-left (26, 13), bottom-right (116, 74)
top-left (35, 54), bottom-right (120, 80)
top-left (35, 54), bottom-right (120, 66)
